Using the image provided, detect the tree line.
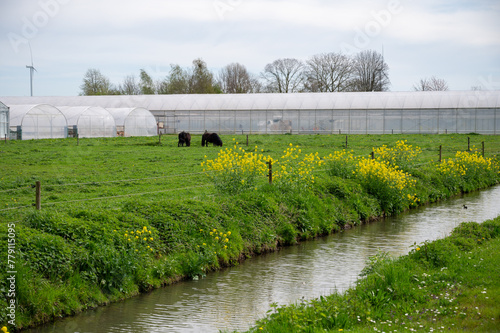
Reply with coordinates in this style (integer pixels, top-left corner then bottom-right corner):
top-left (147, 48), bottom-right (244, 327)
top-left (80, 49), bottom-right (447, 95)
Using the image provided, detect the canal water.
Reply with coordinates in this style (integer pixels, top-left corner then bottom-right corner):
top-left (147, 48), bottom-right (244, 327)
top-left (29, 185), bottom-right (500, 333)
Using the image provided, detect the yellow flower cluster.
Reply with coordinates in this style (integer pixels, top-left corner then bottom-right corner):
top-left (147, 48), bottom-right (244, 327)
top-left (198, 228), bottom-right (232, 254)
top-left (355, 157), bottom-right (419, 212)
top-left (356, 158), bottom-right (416, 192)
top-left (273, 144), bottom-right (323, 190)
top-left (115, 226), bottom-right (155, 252)
top-left (2, 326), bottom-right (9, 333)
top-left (202, 145), bottom-right (272, 193)
top-left (324, 149), bottom-right (356, 163)
top-left (374, 140), bottom-right (422, 169)
top-left (439, 151), bottom-right (494, 176)
top-left (202, 146), bottom-right (271, 175)
top-left (438, 150), bottom-right (499, 191)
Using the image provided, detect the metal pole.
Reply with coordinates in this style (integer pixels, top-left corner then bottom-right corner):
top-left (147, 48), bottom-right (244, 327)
top-left (35, 181), bottom-right (41, 210)
top-left (267, 160), bottom-right (272, 184)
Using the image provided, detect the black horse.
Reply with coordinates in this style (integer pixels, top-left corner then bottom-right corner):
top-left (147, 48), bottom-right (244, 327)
top-left (202, 132), bottom-right (223, 147)
top-left (178, 131), bottom-right (191, 147)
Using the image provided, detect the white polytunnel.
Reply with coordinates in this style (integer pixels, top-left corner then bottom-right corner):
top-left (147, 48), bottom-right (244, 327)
top-left (105, 107), bottom-right (157, 137)
top-left (8, 104), bottom-right (67, 140)
top-left (0, 101), bottom-right (9, 139)
top-left (1, 90), bottom-right (499, 135)
top-left (58, 106), bottom-right (116, 138)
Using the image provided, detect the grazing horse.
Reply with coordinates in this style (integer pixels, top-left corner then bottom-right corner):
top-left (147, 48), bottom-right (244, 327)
top-left (178, 131), bottom-right (191, 147)
top-left (202, 132), bottom-right (223, 147)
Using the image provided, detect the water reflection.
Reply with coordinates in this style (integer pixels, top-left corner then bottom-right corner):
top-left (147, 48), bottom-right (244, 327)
top-left (29, 185), bottom-right (500, 333)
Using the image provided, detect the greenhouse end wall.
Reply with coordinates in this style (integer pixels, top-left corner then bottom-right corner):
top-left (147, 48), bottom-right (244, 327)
top-left (0, 102), bottom-right (8, 139)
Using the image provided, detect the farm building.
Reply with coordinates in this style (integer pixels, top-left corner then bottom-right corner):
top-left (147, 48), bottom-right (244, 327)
top-left (58, 106), bottom-right (116, 138)
top-left (2, 90), bottom-right (499, 135)
top-left (9, 104), bottom-right (68, 140)
top-left (0, 101), bottom-right (9, 139)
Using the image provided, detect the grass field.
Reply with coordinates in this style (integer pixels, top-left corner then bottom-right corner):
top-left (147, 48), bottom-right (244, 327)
top-left (1, 133), bottom-right (499, 217)
top-left (0, 133), bottom-right (499, 331)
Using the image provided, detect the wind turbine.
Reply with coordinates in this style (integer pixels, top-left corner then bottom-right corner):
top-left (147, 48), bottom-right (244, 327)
top-left (26, 43), bottom-right (37, 96)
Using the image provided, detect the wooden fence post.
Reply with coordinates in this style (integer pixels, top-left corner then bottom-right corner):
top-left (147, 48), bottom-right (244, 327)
top-left (267, 160), bottom-right (273, 184)
top-left (246, 134), bottom-right (249, 146)
top-left (159, 133), bottom-right (162, 144)
top-left (345, 135), bottom-right (348, 149)
top-left (371, 151), bottom-right (374, 160)
top-left (468, 137), bottom-right (470, 151)
top-left (439, 145), bottom-right (442, 163)
top-left (35, 181), bottom-right (41, 210)
top-left (482, 141), bottom-right (485, 157)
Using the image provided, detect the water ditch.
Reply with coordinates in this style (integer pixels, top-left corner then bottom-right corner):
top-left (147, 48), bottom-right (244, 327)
top-left (28, 185), bottom-right (500, 333)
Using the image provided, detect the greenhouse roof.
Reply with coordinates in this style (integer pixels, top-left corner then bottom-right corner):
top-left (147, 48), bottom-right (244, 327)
top-left (58, 106), bottom-right (114, 126)
top-left (1, 91), bottom-right (499, 111)
top-left (9, 104), bottom-right (67, 127)
top-left (0, 101), bottom-right (8, 110)
top-left (106, 107), bottom-right (154, 126)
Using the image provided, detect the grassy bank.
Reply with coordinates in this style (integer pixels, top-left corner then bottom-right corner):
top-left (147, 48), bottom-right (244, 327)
top-left (242, 215), bottom-right (500, 333)
top-left (0, 134), bottom-right (499, 331)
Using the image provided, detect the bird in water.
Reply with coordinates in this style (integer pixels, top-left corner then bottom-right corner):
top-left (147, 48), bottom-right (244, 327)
top-left (463, 204), bottom-right (468, 209)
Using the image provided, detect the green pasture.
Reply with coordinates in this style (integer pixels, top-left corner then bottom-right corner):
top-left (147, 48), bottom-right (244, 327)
top-left (1, 133), bottom-right (499, 218)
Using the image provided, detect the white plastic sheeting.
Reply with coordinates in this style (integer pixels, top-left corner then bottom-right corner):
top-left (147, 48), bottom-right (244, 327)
top-left (1, 91), bottom-right (499, 110)
top-left (58, 106), bottom-right (116, 138)
top-left (9, 104), bottom-right (67, 140)
top-left (0, 101), bottom-right (8, 139)
top-left (106, 107), bottom-right (157, 137)
top-left (1, 91), bottom-right (499, 134)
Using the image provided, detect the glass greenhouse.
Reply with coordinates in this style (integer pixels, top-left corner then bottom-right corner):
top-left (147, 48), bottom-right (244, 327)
top-left (1, 90), bottom-right (499, 135)
top-left (58, 106), bottom-right (116, 138)
top-left (0, 101), bottom-right (8, 139)
top-left (105, 107), bottom-right (157, 137)
top-left (9, 104), bottom-right (67, 140)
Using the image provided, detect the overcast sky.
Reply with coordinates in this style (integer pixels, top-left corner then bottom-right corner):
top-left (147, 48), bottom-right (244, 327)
top-left (1, 0), bottom-right (499, 96)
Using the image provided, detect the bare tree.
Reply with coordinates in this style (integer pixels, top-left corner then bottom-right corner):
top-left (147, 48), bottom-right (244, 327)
top-left (413, 76), bottom-right (449, 91)
top-left (217, 63), bottom-right (253, 93)
top-left (249, 76), bottom-right (263, 93)
top-left (261, 58), bottom-right (305, 93)
top-left (351, 50), bottom-right (390, 92)
top-left (304, 52), bottom-right (353, 92)
top-left (119, 75), bottom-right (140, 95)
top-left (80, 68), bottom-right (115, 95)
